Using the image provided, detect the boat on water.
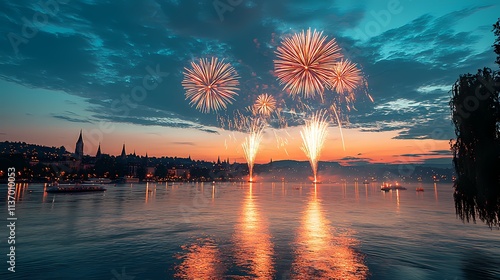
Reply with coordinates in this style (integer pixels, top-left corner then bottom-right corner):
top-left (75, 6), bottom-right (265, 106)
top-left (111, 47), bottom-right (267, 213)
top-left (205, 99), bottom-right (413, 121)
top-left (380, 182), bottom-right (407, 191)
top-left (416, 187), bottom-right (424, 192)
top-left (392, 185), bottom-right (407, 190)
top-left (381, 183), bottom-right (392, 192)
top-left (46, 184), bottom-right (106, 193)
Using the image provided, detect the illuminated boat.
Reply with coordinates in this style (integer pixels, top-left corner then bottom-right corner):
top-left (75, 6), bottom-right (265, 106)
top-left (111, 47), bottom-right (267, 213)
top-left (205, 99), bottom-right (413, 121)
top-left (380, 183), bottom-right (391, 192)
top-left (46, 184), bottom-right (106, 193)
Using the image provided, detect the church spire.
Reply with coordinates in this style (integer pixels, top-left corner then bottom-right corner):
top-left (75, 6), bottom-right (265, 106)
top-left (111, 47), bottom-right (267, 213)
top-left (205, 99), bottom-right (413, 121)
top-left (75, 129), bottom-right (84, 160)
top-left (121, 143), bottom-right (126, 159)
top-left (96, 143), bottom-right (102, 158)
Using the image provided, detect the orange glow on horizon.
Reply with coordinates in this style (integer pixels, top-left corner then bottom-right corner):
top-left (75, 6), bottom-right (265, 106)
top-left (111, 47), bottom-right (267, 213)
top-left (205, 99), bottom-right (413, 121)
top-left (1, 123), bottom-right (451, 165)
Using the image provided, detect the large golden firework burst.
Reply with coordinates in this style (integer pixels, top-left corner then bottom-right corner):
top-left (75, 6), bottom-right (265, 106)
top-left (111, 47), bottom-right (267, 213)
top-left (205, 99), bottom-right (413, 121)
top-left (274, 28), bottom-right (341, 99)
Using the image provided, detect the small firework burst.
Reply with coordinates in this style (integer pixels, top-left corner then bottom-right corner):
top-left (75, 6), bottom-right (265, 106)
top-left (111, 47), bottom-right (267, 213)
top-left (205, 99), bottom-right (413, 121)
top-left (329, 59), bottom-right (362, 94)
top-left (254, 93), bottom-right (277, 117)
top-left (182, 57), bottom-right (240, 113)
top-left (274, 28), bottom-right (341, 99)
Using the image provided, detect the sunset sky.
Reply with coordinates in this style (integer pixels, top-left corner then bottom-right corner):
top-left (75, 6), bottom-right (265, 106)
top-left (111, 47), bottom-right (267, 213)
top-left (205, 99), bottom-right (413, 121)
top-left (0, 0), bottom-right (498, 165)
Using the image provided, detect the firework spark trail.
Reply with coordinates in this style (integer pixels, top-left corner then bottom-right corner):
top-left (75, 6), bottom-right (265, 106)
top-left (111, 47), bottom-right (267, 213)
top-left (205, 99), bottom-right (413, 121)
top-left (331, 105), bottom-right (346, 151)
top-left (242, 119), bottom-right (265, 182)
top-left (271, 129), bottom-right (290, 156)
top-left (274, 28), bottom-right (341, 99)
top-left (182, 57), bottom-right (240, 113)
top-left (300, 111), bottom-right (329, 183)
top-left (218, 110), bottom-right (248, 131)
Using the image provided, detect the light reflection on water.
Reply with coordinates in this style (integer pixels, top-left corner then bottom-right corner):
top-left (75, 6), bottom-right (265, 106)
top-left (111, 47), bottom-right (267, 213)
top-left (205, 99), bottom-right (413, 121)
top-left (232, 183), bottom-right (275, 279)
top-left (291, 186), bottom-right (368, 279)
top-left (1, 181), bottom-right (500, 279)
top-left (174, 238), bottom-right (225, 279)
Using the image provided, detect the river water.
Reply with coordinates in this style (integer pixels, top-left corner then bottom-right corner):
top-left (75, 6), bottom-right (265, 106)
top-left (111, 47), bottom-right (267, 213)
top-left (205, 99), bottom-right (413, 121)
top-left (1, 182), bottom-right (499, 279)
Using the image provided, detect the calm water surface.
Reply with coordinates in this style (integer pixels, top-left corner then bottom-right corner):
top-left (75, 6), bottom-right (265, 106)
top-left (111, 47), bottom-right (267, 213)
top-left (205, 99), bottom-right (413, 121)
top-left (1, 182), bottom-right (499, 279)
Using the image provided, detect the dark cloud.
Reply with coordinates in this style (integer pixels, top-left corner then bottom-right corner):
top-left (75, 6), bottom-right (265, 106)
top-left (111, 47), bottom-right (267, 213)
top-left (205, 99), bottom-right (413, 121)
top-left (421, 157), bottom-right (453, 167)
top-left (430, 150), bottom-right (452, 155)
top-left (400, 150), bottom-right (452, 158)
top-left (339, 156), bottom-right (372, 166)
top-left (171, 142), bottom-right (196, 146)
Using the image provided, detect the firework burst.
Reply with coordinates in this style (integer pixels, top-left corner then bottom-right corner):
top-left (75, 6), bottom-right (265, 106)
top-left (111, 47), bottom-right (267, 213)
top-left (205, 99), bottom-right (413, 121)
top-left (300, 111), bottom-right (329, 183)
top-left (182, 57), bottom-right (240, 113)
top-left (254, 93), bottom-right (277, 117)
top-left (274, 28), bottom-right (341, 99)
top-left (329, 59), bottom-right (362, 94)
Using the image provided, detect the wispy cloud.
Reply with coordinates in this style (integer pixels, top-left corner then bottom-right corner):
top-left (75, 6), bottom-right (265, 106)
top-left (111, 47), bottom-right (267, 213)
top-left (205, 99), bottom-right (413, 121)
top-left (51, 114), bottom-right (93, 123)
top-left (171, 142), bottom-right (196, 146)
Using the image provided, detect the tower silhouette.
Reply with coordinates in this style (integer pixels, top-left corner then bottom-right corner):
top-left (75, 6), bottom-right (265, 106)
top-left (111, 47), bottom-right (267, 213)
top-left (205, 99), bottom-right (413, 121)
top-left (121, 144), bottom-right (126, 160)
top-left (75, 130), bottom-right (84, 160)
top-left (96, 143), bottom-right (102, 158)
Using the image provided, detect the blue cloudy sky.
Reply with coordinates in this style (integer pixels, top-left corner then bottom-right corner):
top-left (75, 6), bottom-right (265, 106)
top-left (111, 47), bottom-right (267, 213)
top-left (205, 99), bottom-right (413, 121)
top-left (0, 0), bottom-right (498, 163)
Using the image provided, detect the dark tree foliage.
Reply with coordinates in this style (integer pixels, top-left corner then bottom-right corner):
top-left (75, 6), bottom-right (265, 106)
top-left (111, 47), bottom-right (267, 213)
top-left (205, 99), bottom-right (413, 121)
top-left (494, 19), bottom-right (500, 66)
top-left (450, 20), bottom-right (500, 228)
top-left (450, 19), bottom-right (500, 228)
top-left (155, 163), bottom-right (167, 179)
top-left (450, 68), bottom-right (500, 228)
